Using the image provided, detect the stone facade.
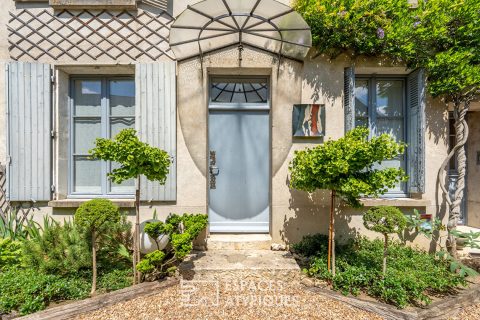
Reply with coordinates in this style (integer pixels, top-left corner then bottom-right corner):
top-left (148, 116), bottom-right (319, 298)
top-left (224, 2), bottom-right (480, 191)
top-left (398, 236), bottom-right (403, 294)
top-left (1, 0), bottom-right (479, 247)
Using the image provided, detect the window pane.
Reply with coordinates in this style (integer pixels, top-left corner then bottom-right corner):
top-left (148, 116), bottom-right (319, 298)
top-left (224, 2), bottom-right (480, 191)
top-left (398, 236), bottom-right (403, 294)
top-left (110, 80), bottom-right (135, 116)
top-left (374, 158), bottom-right (406, 193)
top-left (211, 81), bottom-right (268, 103)
top-left (377, 118), bottom-right (404, 142)
top-left (74, 80), bottom-right (101, 116)
top-left (110, 117), bottom-right (135, 138)
top-left (109, 162), bottom-right (135, 194)
top-left (355, 117), bottom-right (368, 128)
top-left (354, 80), bottom-right (369, 117)
top-left (376, 80), bottom-right (403, 117)
top-left (73, 156), bottom-right (101, 193)
top-left (74, 118), bottom-right (101, 154)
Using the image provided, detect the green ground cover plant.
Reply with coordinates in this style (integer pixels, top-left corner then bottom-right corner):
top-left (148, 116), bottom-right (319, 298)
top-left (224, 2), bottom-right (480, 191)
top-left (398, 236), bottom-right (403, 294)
top-left (294, 234), bottom-right (467, 308)
top-left (0, 267), bottom-right (135, 316)
top-left (0, 200), bottom-right (134, 316)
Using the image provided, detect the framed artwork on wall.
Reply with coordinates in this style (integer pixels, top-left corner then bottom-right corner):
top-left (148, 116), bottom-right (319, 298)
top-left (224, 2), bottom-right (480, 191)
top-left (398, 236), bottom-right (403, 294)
top-left (292, 104), bottom-right (325, 137)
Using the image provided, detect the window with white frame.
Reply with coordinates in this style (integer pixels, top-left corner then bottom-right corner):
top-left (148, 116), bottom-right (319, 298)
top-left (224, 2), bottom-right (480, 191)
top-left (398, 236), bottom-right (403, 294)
top-left (354, 77), bottom-right (407, 196)
top-left (70, 77), bottom-right (135, 197)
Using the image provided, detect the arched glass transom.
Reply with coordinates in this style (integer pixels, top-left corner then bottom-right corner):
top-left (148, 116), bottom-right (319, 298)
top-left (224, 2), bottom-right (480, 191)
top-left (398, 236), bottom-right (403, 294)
top-left (211, 80), bottom-right (268, 103)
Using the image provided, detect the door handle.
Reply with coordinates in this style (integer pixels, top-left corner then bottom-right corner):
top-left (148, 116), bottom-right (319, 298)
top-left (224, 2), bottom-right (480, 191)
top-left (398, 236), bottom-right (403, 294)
top-left (210, 166), bottom-right (219, 175)
top-left (209, 150), bottom-right (217, 189)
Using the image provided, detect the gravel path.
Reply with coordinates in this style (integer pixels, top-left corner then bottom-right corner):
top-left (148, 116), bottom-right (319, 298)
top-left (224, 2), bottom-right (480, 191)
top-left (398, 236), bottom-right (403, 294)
top-left (74, 278), bottom-right (383, 320)
top-left (450, 303), bottom-right (480, 319)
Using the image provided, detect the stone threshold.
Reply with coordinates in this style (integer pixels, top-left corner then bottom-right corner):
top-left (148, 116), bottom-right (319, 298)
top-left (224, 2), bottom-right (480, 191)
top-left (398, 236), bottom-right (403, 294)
top-left (17, 278), bottom-right (177, 320)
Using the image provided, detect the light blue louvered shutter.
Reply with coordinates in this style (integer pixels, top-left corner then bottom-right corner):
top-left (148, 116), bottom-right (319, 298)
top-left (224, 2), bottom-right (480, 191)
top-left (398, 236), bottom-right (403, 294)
top-left (135, 62), bottom-right (177, 201)
top-left (344, 66), bottom-right (355, 134)
top-left (407, 68), bottom-right (426, 194)
top-left (6, 61), bottom-right (52, 201)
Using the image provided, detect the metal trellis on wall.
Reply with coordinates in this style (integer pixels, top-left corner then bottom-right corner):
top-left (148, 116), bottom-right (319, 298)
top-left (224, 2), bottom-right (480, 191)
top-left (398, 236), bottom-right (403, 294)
top-left (8, 8), bottom-right (175, 62)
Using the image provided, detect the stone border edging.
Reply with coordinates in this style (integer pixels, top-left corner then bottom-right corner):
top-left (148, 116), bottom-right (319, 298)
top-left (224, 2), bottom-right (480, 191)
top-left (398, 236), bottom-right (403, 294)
top-left (305, 283), bottom-right (480, 320)
top-left (17, 278), bottom-right (179, 320)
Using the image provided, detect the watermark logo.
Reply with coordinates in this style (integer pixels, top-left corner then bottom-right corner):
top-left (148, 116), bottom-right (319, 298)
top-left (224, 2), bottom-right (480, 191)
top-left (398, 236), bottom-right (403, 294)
top-left (180, 278), bottom-right (298, 308)
top-left (180, 280), bottom-right (220, 307)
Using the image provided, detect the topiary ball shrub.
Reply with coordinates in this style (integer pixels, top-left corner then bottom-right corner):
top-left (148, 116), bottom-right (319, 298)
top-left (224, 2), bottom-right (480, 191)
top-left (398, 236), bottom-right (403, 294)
top-left (363, 206), bottom-right (407, 274)
top-left (75, 199), bottom-right (121, 295)
top-left (75, 199), bottom-right (120, 231)
top-left (363, 206), bottom-right (407, 235)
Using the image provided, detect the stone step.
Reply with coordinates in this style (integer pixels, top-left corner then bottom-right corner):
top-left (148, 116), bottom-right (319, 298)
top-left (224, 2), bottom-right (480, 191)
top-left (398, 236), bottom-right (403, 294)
top-left (207, 234), bottom-right (272, 250)
top-left (179, 250), bottom-right (300, 281)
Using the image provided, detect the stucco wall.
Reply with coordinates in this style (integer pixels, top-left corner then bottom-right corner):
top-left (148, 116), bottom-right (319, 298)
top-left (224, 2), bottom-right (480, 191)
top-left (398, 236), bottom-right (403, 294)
top-left (0, 0), bottom-right (468, 250)
top-left (467, 112), bottom-right (480, 227)
top-left (272, 54), bottom-right (450, 246)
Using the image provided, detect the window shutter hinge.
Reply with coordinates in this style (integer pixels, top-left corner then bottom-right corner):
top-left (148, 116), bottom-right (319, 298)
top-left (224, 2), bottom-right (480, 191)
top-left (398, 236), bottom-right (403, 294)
top-left (51, 130), bottom-right (56, 139)
top-left (51, 75), bottom-right (56, 85)
top-left (6, 155), bottom-right (11, 165)
top-left (51, 185), bottom-right (56, 192)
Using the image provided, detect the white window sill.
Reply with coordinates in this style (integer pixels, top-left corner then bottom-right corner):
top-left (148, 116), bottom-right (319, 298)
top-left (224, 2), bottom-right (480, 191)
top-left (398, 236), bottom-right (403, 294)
top-left (48, 199), bottom-right (135, 208)
top-left (359, 198), bottom-right (431, 207)
top-left (48, 0), bottom-right (137, 9)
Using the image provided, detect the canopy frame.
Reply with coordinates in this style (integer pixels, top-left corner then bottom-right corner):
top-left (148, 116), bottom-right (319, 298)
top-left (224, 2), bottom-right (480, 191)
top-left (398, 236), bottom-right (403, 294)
top-left (169, 0), bottom-right (312, 65)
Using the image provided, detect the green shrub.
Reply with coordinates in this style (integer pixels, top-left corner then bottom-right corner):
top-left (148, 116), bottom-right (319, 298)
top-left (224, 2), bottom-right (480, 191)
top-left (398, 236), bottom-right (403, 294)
top-left (75, 199), bottom-right (121, 295)
top-left (98, 269), bottom-right (132, 292)
top-left (0, 269), bottom-right (90, 315)
top-left (0, 238), bottom-right (22, 270)
top-left (363, 206), bottom-right (407, 235)
top-left (298, 235), bottom-right (466, 308)
top-left (0, 267), bottom-right (133, 315)
top-left (97, 214), bottom-right (133, 269)
top-left (75, 199), bottom-right (121, 232)
top-left (22, 220), bottom-right (91, 275)
top-left (0, 209), bottom-right (36, 241)
top-left (137, 213), bottom-right (208, 280)
top-left (136, 250), bottom-right (166, 274)
top-left (363, 206), bottom-right (407, 273)
top-left (291, 233), bottom-right (329, 256)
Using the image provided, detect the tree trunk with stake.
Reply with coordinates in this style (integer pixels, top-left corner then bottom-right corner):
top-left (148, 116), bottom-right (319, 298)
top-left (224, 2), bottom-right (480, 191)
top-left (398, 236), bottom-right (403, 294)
top-left (383, 233), bottom-right (388, 274)
top-left (91, 229), bottom-right (97, 296)
top-left (133, 176), bottom-right (141, 284)
top-left (438, 97), bottom-right (470, 258)
top-left (448, 100), bottom-right (469, 258)
top-left (328, 190), bottom-right (336, 276)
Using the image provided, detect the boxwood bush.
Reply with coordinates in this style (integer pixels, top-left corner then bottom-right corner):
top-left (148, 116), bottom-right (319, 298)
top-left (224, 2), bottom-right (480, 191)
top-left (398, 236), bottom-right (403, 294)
top-left (295, 235), bottom-right (467, 308)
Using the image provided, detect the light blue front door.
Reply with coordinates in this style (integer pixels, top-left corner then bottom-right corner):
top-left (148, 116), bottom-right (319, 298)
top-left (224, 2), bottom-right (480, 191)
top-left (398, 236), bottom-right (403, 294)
top-left (208, 78), bottom-right (270, 233)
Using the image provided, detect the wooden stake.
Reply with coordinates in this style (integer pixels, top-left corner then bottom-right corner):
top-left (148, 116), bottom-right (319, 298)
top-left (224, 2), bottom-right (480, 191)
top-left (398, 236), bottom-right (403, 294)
top-left (134, 176), bottom-right (141, 284)
top-left (328, 190), bottom-right (336, 275)
top-left (331, 190), bottom-right (336, 277)
top-left (91, 230), bottom-right (97, 296)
